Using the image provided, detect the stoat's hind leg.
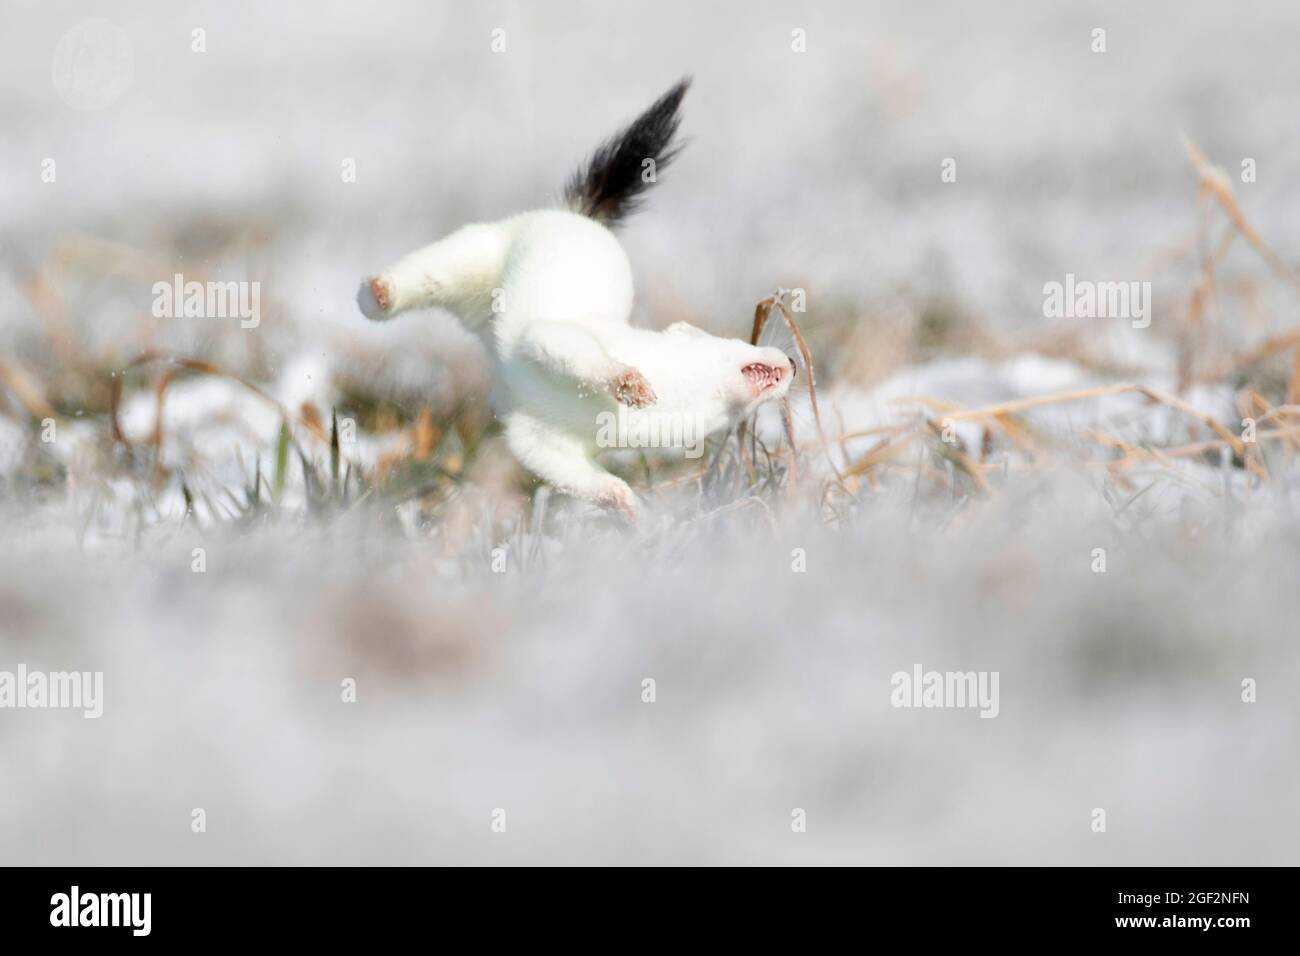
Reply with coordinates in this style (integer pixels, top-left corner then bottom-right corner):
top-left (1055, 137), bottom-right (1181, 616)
top-left (504, 412), bottom-right (641, 525)
top-left (357, 276), bottom-right (394, 320)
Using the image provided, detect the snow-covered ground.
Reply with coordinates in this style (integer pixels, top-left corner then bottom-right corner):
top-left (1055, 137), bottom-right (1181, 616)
top-left (2, 1), bottom-right (1299, 864)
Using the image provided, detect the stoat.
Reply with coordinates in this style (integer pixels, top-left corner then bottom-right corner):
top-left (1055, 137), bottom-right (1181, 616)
top-left (357, 79), bottom-right (795, 522)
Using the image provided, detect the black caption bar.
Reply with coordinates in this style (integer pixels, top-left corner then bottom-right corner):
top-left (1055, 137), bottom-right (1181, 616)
top-left (0, 866), bottom-right (1281, 943)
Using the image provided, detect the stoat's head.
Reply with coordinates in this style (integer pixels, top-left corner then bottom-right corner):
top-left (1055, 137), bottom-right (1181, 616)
top-left (660, 321), bottom-right (796, 418)
top-left (597, 322), bottom-right (795, 460)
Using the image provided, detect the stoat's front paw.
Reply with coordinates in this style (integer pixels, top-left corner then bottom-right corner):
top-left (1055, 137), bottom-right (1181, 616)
top-left (357, 276), bottom-right (394, 320)
top-left (609, 366), bottom-right (657, 408)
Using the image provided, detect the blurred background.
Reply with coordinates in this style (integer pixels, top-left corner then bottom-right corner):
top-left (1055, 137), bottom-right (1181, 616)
top-left (1, 0), bottom-right (1298, 864)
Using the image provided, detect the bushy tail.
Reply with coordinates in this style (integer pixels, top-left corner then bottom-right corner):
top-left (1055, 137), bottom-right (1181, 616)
top-left (564, 77), bottom-right (690, 227)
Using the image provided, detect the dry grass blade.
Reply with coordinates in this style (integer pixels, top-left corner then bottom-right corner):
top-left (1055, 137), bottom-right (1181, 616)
top-left (414, 407), bottom-right (442, 460)
top-left (152, 368), bottom-right (178, 490)
top-left (750, 291), bottom-right (847, 492)
top-left (109, 375), bottom-right (128, 446)
top-left (0, 360), bottom-right (57, 420)
top-left (1135, 384), bottom-right (1246, 457)
top-left (1183, 138), bottom-right (1300, 399)
top-left (1193, 326), bottom-right (1300, 385)
top-left (807, 422), bottom-right (909, 447)
top-left (1288, 349), bottom-right (1300, 407)
top-left (842, 427), bottom-right (920, 479)
top-left (299, 402), bottom-right (329, 443)
top-left (914, 381), bottom-right (1245, 458)
top-left (925, 418), bottom-right (991, 496)
top-left (1183, 138), bottom-right (1300, 295)
top-left (1240, 389), bottom-right (1300, 454)
top-left (992, 412), bottom-right (1038, 450)
top-left (20, 272), bottom-right (81, 366)
top-left (938, 382), bottom-right (1138, 421)
top-left (122, 351), bottom-right (284, 414)
top-left (779, 400), bottom-right (798, 490)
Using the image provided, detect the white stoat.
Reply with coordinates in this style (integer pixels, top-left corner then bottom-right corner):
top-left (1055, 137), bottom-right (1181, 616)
top-left (357, 79), bottom-right (795, 522)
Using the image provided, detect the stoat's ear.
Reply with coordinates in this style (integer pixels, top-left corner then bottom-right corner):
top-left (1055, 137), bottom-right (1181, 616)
top-left (665, 321), bottom-right (710, 338)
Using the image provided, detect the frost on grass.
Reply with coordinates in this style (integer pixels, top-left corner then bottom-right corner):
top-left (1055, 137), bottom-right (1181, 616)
top-left (3, 258), bottom-right (1300, 862)
top-left (0, 463), bottom-right (1297, 864)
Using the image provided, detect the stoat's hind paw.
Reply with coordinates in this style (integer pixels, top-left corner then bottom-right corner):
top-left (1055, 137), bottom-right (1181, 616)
top-left (357, 276), bottom-right (394, 320)
top-left (592, 478), bottom-right (642, 527)
top-left (609, 365), bottom-right (657, 408)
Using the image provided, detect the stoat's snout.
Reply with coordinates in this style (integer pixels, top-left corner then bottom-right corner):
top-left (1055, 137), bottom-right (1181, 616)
top-left (742, 354), bottom-right (797, 400)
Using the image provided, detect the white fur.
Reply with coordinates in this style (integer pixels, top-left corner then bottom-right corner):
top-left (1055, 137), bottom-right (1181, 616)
top-left (359, 210), bottom-right (793, 520)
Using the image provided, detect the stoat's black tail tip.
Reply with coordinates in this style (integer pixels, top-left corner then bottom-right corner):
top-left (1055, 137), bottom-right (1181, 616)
top-left (564, 77), bottom-right (691, 227)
